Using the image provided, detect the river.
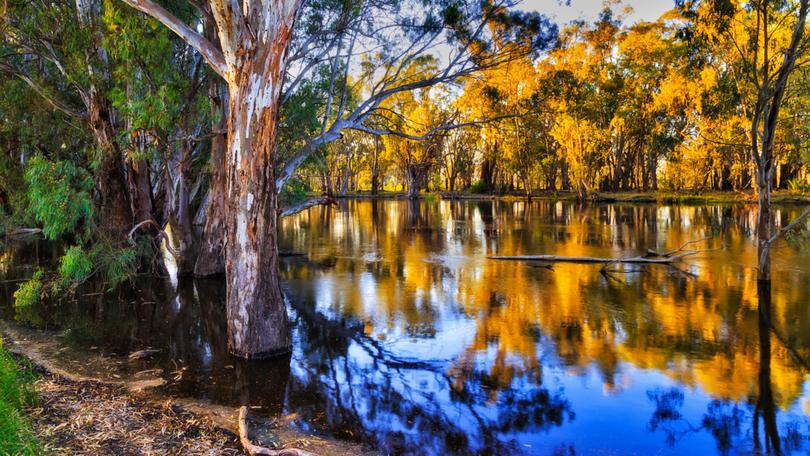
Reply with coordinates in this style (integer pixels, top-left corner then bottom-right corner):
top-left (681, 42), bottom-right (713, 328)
top-left (2, 199), bottom-right (809, 455)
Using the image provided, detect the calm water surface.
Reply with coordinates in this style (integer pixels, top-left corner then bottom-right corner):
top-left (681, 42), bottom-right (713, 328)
top-left (2, 200), bottom-right (810, 455)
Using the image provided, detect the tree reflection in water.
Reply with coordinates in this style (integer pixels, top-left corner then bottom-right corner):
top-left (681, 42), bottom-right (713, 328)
top-left (647, 281), bottom-right (809, 455)
top-left (3, 200), bottom-right (810, 455)
top-left (286, 296), bottom-right (573, 454)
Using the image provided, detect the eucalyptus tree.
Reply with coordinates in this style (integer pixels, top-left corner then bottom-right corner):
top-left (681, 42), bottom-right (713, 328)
top-left (0, 0), bottom-right (136, 238)
top-left (118, 0), bottom-right (554, 357)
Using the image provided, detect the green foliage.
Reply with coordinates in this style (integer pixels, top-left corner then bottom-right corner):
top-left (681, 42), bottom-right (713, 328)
top-left (469, 181), bottom-right (491, 194)
top-left (58, 246), bottom-right (94, 284)
top-left (24, 156), bottom-right (94, 241)
top-left (787, 177), bottom-right (810, 192)
top-left (13, 270), bottom-right (44, 311)
top-left (97, 245), bottom-right (138, 291)
top-left (0, 342), bottom-right (40, 456)
top-left (279, 177), bottom-right (310, 207)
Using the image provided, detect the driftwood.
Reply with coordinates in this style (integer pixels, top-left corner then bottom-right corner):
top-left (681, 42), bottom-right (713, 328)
top-left (238, 406), bottom-right (317, 456)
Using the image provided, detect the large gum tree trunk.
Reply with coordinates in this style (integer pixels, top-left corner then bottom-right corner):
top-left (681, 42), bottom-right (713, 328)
top-left (223, 46), bottom-right (292, 358)
top-left (120, 0), bottom-right (303, 358)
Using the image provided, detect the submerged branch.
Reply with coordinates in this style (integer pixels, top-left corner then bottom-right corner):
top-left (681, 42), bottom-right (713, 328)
top-left (646, 238), bottom-right (712, 258)
top-left (238, 406), bottom-right (317, 456)
top-left (767, 206), bottom-right (810, 245)
top-left (279, 196), bottom-right (336, 218)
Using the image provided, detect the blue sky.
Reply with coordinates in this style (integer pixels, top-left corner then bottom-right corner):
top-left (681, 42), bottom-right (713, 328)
top-left (524, 0), bottom-right (675, 25)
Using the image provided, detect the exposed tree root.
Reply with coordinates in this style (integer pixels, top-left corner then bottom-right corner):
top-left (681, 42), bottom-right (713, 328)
top-left (238, 406), bottom-right (318, 456)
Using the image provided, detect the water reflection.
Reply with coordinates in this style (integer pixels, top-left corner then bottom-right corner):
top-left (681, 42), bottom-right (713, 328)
top-left (2, 200), bottom-right (810, 455)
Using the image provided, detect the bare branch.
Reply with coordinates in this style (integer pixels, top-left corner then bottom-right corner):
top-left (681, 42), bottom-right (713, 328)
top-left (352, 113), bottom-right (521, 141)
top-left (767, 206), bottom-right (810, 244)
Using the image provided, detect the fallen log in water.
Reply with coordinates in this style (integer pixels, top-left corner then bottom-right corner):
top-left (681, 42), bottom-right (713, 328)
top-left (490, 239), bottom-right (714, 265)
top-left (488, 253), bottom-right (700, 264)
top-left (238, 406), bottom-right (317, 456)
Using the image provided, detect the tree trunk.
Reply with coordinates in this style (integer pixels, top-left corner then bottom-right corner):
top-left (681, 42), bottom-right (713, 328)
top-left (167, 141), bottom-right (198, 276)
top-left (223, 51), bottom-right (291, 358)
top-left (576, 178), bottom-right (589, 202)
top-left (370, 164), bottom-right (379, 195)
top-left (194, 84), bottom-right (228, 277)
top-left (756, 182), bottom-right (772, 282)
top-left (406, 165), bottom-right (421, 199)
top-left (88, 91), bottom-right (133, 238)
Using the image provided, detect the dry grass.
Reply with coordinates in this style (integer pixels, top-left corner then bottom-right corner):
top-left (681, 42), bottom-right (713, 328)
top-left (30, 371), bottom-right (243, 455)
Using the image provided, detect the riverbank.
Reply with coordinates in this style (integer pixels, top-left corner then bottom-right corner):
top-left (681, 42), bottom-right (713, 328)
top-left (0, 324), bottom-right (370, 456)
top-left (1, 337), bottom-right (242, 455)
top-left (333, 190), bottom-right (810, 204)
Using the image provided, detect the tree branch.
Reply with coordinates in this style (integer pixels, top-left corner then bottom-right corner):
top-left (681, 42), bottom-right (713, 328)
top-left (352, 113), bottom-right (521, 141)
top-left (279, 196), bottom-right (336, 218)
top-left (767, 206), bottom-right (810, 244)
top-left (118, 0), bottom-right (227, 78)
top-left (0, 62), bottom-right (86, 119)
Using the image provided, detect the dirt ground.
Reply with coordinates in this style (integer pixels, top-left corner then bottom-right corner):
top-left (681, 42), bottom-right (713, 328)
top-left (30, 370), bottom-right (244, 455)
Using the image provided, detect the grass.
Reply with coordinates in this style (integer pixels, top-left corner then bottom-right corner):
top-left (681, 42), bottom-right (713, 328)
top-left (0, 341), bottom-right (40, 455)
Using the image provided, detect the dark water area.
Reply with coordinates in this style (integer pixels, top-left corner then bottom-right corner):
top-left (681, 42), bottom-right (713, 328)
top-left (2, 199), bottom-right (810, 455)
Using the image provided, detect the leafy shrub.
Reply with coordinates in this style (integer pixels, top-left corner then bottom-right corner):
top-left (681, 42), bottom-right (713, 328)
top-left (468, 181), bottom-right (490, 194)
top-left (58, 246), bottom-right (94, 284)
top-left (13, 270), bottom-right (44, 310)
top-left (24, 156), bottom-right (94, 240)
top-left (98, 246), bottom-right (137, 290)
top-left (787, 177), bottom-right (810, 192)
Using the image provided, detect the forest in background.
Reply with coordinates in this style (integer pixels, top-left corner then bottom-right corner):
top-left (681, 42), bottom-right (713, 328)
top-left (291, 2), bottom-right (810, 198)
top-left (1, 0), bottom-right (810, 359)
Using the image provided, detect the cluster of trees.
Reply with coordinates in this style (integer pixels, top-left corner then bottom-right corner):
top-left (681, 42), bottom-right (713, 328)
top-left (1, 0), bottom-right (810, 357)
top-left (0, 0), bottom-right (552, 357)
top-left (309, 2), bottom-right (810, 200)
